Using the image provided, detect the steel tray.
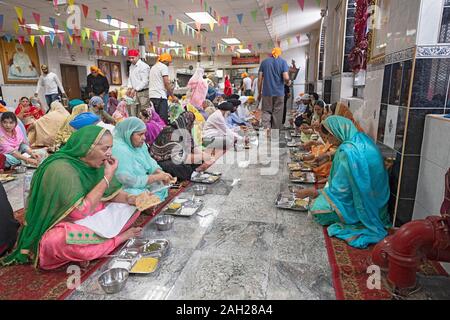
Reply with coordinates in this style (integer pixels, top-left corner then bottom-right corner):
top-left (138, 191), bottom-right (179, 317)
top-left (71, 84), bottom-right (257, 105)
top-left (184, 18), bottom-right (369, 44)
top-left (275, 193), bottom-right (309, 212)
top-left (289, 171), bottom-right (316, 184)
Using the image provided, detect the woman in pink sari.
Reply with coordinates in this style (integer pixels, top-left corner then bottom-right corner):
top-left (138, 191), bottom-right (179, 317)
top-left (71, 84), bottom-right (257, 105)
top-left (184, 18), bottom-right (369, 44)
top-left (139, 107), bottom-right (166, 145)
top-left (1, 126), bottom-right (161, 270)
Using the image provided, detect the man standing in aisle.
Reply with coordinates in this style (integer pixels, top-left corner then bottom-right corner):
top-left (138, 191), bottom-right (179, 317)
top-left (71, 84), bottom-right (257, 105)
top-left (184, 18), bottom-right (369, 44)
top-left (34, 65), bottom-right (67, 111)
top-left (149, 53), bottom-right (176, 123)
top-left (240, 72), bottom-right (253, 96)
top-left (257, 47), bottom-right (291, 130)
top-left (127, 49), bottom-right (150, 117)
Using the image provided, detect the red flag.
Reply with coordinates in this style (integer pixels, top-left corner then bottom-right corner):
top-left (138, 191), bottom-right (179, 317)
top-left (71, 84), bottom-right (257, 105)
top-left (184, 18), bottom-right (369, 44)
top-left (266, 7), bottom-right (273, 18)
top-left (82, 4), bottom-right (89, 18)
top-left (297, 0), bottom-right (305, 10)
top-left (145, 0), bottom-right (149, 13)
top-left (18, 36), bottom-right (25, 44)
top-left (32, 12), bottom-right (41, 25)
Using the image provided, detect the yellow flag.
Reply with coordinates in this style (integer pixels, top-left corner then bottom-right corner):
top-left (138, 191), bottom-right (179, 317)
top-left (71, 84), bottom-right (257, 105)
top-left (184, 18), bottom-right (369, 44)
top-left (69, 35), bottom-right (73, 45)
top-left (14, 6), bottom-right (23, 21)
top-left (287, 37), bottom-right (291, 46)
top-left (14, 21), bottom-right (19, 33)
top-left (134, 0), bottom-right (139, 8)
top-left (209, 22), bottom-right (215, 31)
top-left (282, 3), bottom-right (289, 14)
top-left (85, 28), bottom-right (91, 39)
top-left (68, 0), bottom-right (75, 5)
top-left (30, 35), bottom-right (35, 47)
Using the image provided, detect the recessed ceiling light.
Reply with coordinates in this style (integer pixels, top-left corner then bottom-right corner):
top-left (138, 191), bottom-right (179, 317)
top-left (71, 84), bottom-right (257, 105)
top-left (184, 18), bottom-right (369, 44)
top-left (185, 12), bottom-right (217, 24)
top-left (236, 49), bottom-right (251, 54)
top-left (159, 41), bottom-right (183, 48)
top-left (21, 24), bottom-right (65, 34)
top-left (188, 51), bottom-right (204, 56)
top-left (97, 18), bottom-right (135, 30)
top-left (222, 38), bottom-right (241, 45)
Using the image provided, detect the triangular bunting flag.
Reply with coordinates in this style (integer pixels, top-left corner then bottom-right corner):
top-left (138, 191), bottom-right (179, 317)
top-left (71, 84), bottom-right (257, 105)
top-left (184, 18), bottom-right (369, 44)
top-left (96, 10), bottom-right (101, 20)
top-left (236, 13), bottom-right (243, 24)
top-left (39, 35), bottom-right (45, 46)
top-left (18, 36), bottom-right (25, 45)
top-left (113, 48), bottom-right (118, 56)
top-left (153, 5), bottom-right (157, 15)
top-left (209, 21), bottom-right (215, 31)
top-left (33, 12), bottom-right (41, 26)
top-left (149, 32), bottom-right (153, 40)
top-left (82, 4), bottom-right (89, 18)
top-left (81, 29), bottom-right (86, 40)
top-left (297, 0), bottom-right (305, 11)
top-left (282, 3), bottom-right (289, 14)
top-left (296, 34), bottom-right (301, 43)
top-left (85, 28), bottom-right (91, 39)
top-left (68, 0), bottom-right (75, 6)
top-left (49, 17), bottom-right (56, 29)
top-left (4, 34), bottom-right (13, 42)
top-left (14, 6), bottom-right (23, 22)
top-left (145, 0), bottom-right (149, 13)
top-left (156, 26), bottom-right (162, 41)
top-left (251, 10), bottom-right (258, 23)
top-left (102, 31), bottom-right (109, 42)
top-left (49, 31), bottom-right (55, 44)
top-left (107, 15), bottom-right (112, 25)
top-left (58, 33), bottom-right (65, 44)
top-left (68, 35), bottom-right (73, 45)
top-left (221, 16), bottom-right (229, 26)
top-left (134, 0), bottom-right (139, 8)
top-left (168, 24), bottom-right (175, 36)
top-left (0, 15), bottom-right (3, 31)
top-left (161, 10), bottom-right (165, 18)
top-left (266, 7), bottom-right (273, 19)
top-left (30, 35), bottom-right (35, 47)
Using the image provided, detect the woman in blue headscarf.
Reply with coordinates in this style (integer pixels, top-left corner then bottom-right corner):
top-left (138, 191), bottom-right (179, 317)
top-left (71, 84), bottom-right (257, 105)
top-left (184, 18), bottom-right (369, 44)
top-left (296, 116), bottom-right (391, 248)
top-left (112, 117), bottom-right (173, 200)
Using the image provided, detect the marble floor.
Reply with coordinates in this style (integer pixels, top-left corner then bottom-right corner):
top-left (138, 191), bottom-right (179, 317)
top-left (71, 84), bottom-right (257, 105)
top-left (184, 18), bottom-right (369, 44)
top-left (3, 132), bottom-right (450, 300)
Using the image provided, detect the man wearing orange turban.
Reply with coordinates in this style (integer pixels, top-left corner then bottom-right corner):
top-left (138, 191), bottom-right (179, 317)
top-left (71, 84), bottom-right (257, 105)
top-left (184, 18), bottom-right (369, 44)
top-left (87, 65), bottom-right (110, 111)
top-left (257, 47), bottom-right (291, 130)
top-left (240, 72), bottom-right (252, 96)
top-left (149, 52), bottom-right (175, 123)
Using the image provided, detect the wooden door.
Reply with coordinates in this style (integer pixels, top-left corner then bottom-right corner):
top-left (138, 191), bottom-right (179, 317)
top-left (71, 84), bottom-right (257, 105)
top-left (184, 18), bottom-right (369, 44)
top-left (60, 64), bottom-right (81, 100)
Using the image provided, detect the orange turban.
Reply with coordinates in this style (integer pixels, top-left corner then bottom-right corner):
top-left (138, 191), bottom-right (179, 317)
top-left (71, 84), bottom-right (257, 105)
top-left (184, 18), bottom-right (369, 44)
top-left (90, 66), bottom-right (104, 77)
top-left (272, 47), bottom-right (282, 59)
top-left (241, 72), bottom-right (248, 78)
top-left (158, 53), bottom-right (172, 63)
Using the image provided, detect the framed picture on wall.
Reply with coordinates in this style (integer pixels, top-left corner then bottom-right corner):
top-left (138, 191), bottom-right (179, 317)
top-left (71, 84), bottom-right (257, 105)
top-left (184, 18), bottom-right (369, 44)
top-left (0, 38), bottom-right (41, 84)
top-left (98, 59), bottom-right (112, 84)
top-left (368, 0), bottom-right (391, 63)
top-left (110, 62), bottom-right (122, 85)
top-left (331, 0), bottom-right (347, 74)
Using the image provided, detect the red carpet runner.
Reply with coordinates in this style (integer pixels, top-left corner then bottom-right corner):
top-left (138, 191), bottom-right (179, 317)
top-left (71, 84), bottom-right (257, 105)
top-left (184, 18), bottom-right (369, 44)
top-left (323, 228), bottom-right (449, 300)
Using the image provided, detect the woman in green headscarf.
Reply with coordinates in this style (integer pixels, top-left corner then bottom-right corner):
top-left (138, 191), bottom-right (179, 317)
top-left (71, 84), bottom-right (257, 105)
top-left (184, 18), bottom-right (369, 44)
top-left (296, 116), bottom-right (391, 249)
top-left (112, 117), bottom-right (173, 199)
top-left (1, 125), bottom-right (143, 270)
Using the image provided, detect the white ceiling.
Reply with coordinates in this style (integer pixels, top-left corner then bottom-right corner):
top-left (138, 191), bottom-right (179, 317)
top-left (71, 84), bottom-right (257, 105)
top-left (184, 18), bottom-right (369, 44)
top-left (0, 0), bottom-right (323, 55)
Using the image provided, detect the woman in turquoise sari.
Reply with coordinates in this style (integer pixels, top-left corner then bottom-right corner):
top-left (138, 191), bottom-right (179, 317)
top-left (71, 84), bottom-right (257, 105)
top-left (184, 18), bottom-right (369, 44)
top-left (112, 117), bottom-right (173, 200)
top-left (296, 116), bottom-right (390, 248)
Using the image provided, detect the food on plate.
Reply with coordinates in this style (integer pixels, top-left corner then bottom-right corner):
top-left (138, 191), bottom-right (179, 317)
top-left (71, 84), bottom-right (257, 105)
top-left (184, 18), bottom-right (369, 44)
top-left (131, 257), bottom-right (158, 273)
top-left (136, 192), bottom-right (162, 211)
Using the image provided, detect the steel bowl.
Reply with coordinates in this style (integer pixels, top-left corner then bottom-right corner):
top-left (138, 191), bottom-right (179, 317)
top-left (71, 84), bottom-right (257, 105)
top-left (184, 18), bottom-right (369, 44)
top-left (155, 215), bottom-right (174, 231)
top-left (98, 268), bottom-right (129, 294)
top-left (15, 166), bottom-right (27, 174)
top-left (193, 185), bottom-right (207, 196)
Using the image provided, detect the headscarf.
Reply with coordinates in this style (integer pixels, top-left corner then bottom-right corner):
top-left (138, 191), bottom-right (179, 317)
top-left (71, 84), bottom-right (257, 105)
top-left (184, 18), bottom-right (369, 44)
top-left (69, 99), bottom-right (85, 111)
top-left (112, 101), bottom-right (129, 123)
top-left (272, 47), bottom-right (282, 59)
top-left (27, 101), bottom-right (70, 147)
top-left (320, 116), bottom-right (390, 248)
top-left (144, 107), bottom-right (166, 145)
top-left (90, 66), bottom-right (105, 77)
top-left (1, 126), bottom-right (122, 266)
top-left (114, 117), bottom-right (146, 149)
top-left (334, 102), bottom-right (364, 132)
top-left (70, 112), bottom-right (100, 130)
top-left (55, 104), bottom-right (89, 146)
top-left (89, 96), bottom-right (104, 109)
top-left (224, 75), bottom-right (232, 97)
top-left (107, 96), bottom-right (119, 116)
top-left (0, 117), bottom-right (25, 154)
top-left (150, 111), bottom-right (195, 162)
top-left (158, 53), bottom-right (172, 63)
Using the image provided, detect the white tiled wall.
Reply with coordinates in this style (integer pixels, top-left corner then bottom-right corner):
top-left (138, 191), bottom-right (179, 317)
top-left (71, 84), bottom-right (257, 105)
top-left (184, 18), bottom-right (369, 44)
top-left (362, 69), bottom-right (384, 140)
top-left (414, 115), bottom-right (450, 220)
top-left (417, 0), bottom-right (444, 46)
top-left (331, 74), bottom-right (341, 103)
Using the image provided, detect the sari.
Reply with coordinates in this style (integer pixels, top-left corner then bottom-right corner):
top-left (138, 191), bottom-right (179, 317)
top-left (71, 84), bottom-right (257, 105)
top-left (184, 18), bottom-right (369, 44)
top-left (144, 108), bottom-right (166, 145)
top-left (1, 126), bottom-right (122, 266)
top-left (335, 102), bottom-right (364, 132)
top-left (0, 120), bottom-right (28, 167)
top-left (112, 117), bottom-right (168, 200)
top-left (0, 183), bottom-right (19, 257)
top-left (186, 104), bottom-right (205, 148)
top-left (309, 116), bottom-right (390, 249)
top-left (112, 101), bottom-right (129, 123)
top-left (28, 101), bottom-right (70, 147)
top-left (54, 104), bottom-right (89, 147)
top-left (15, 104), bottom-right (45, 131)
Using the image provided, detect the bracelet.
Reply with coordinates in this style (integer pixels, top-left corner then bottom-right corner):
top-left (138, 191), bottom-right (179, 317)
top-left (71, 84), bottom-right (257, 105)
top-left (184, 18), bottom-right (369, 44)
top-left (103, 176), bottom-right (110, 189)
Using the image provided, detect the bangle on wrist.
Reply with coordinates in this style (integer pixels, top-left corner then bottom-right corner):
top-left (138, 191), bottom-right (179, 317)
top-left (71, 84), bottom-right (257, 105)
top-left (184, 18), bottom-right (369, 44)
top-left (103, 176), bottom-right (110, 189)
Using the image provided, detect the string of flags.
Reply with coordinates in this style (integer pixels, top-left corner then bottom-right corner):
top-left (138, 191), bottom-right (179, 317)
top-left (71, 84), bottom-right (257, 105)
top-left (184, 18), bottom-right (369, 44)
top-left (3, 0), bottom-right (321, 57)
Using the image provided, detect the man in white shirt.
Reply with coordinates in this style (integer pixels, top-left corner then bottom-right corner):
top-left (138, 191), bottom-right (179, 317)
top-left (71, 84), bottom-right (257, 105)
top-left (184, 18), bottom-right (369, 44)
top-left (34, 65), bottom-right (66, 111)
top-left (149, 53), bottom-right (176, 123)
top-left (240, 72), bottom-right (253, 96)
top-left (127, 49), bottom-right (151, 117)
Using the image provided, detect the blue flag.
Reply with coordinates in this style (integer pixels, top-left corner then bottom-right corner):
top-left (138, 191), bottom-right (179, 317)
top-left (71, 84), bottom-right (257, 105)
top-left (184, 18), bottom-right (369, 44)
top-left (237, 13), bottom-right (244, 24)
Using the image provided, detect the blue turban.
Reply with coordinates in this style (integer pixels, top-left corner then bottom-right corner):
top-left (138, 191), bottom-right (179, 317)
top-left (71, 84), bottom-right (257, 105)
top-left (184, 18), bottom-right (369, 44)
top-left (70, 112), bottom-right (100, 130)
